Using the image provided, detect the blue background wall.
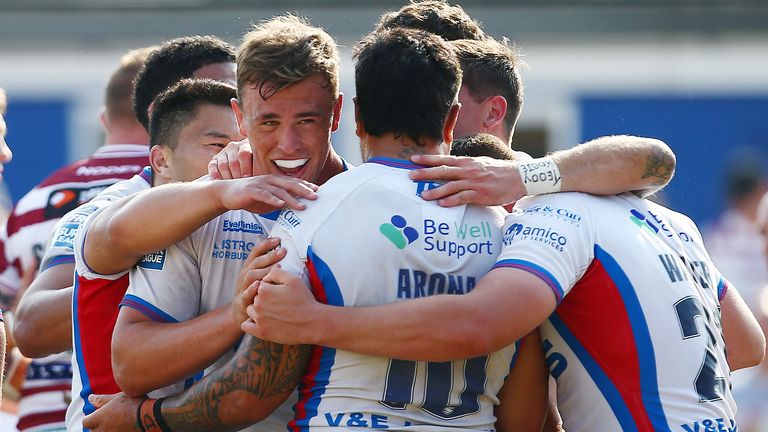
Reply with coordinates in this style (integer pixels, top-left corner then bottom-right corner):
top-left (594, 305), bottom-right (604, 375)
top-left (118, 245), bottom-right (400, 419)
top-left (580, 95), bottom-right (768, 225)
top-left (4, 99), bottom-right (70, 202)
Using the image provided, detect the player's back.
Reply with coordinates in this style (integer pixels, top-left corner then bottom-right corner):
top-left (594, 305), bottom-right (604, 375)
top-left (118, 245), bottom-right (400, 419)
top-left (503, 192), bottom-right (735, 431)
top-left (272, 157), bottom-right (514, 431)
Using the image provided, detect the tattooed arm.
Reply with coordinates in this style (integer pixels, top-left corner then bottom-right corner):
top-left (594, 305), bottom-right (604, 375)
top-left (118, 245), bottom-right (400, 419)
top-left (551, 135), bottom-right (676, 197)
top-left (83, 334), bottom-right (310, 431)
top-left (162, 335), bottom-right (310, 430)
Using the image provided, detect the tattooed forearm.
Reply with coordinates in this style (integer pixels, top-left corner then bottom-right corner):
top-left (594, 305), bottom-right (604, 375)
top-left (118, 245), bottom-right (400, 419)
top-left (160, 334), bottom-right (311, 431)
top-left (640, 146), bottom-right (675, 187)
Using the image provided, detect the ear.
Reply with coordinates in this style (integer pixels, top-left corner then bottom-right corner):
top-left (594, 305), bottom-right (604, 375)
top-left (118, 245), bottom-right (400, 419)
top-left (98, 106), bottom-right (108, 131)
top-left (149, 145), bottom-right (172, 183)
top-left (484, 95), bottom-right (507, 129)
top-left (231, 98), bottom-right (247, 138)
top-left (331, 93), bottom-right (343, 132)
top-left (353, 97), bottom-right (365, 139)
top-left (442, 103), bottom-right (461, 147)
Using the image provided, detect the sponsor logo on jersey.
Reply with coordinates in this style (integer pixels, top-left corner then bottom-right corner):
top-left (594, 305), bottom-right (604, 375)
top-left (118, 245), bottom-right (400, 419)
top-left (75, 164), bottom-right (142, 177)
top-left (423, 218), bottom-right (495, 258)
top-left (380, 215), bottom-right (419, 249)
top-left (681, 417), bottom-right (736, 432)
top-left (50, 203), bottom-right (104, 249)
top-left (222, 219), bottom-right (265, 235)
top-left (138, 250), bottom-right (166, 270)
top-left (45, 185), bottom-right (109, 219)
top-left (519, 205), bottom-right (582, 225)
top-left (277, 209), bottom-right (302, 229)
top-left (381, 215), bottom-right (496, 258)
top-left (397, 268), bottom-right (476, 298)
top-left (211, 239), bottom-right (255, 261)
top-left (503, 222), bottom-right (567, 252)
top-left (630, 208), bottom-right (685, 241)
top-left (629, 209), bottom-right (659, 235)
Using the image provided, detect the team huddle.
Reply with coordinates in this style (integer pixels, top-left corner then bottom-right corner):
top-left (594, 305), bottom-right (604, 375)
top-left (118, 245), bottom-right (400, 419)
top-left (0, 1), bottom-right (764, 431)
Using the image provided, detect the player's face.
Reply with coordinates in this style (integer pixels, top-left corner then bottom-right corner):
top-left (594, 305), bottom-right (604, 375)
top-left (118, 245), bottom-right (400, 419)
top-left (453, 86), bottom-right (488, 139)
top-left (193, 62), bottom-right (237, 86)
top-left (169, 103), bottom-right (242, 182)
top-left (0, 113), bottom-right (12, 179)
top-left (233, 74), bottom-right (341, 184)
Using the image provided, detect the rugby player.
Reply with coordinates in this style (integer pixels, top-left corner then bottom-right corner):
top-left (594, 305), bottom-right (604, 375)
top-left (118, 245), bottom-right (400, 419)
top-left (61, 79), bottom-right (245, 431)
top-left (11, 35), bottom-right (238, 358)
top-left (10, 36), bottom-right (236, 431)
top-left (3, 47), bottom-right (155, 432)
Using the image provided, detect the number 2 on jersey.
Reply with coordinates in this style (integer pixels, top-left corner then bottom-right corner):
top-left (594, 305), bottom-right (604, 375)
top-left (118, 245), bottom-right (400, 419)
top-left (381, 356), bottom-right (489, 419)
top-left (674, 296), bottom-right (726, 402)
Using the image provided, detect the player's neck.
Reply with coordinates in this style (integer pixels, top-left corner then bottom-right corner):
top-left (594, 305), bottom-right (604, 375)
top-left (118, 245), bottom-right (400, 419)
top-left (361, 133), bottom-right (448, 162)
top-left (316, 150), bottom-right (346, 186)
top-left (105, 122), bottom-right (150, 146)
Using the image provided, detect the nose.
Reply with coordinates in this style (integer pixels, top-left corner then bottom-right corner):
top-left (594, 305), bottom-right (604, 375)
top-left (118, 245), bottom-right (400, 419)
top-left (0, 137), bottom-right (12, 164)
top-left (276, 125), bottom-right (302, 154)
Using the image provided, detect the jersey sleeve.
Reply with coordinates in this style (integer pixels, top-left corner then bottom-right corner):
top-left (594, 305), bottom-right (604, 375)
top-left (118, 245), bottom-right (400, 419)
top-left (493, 193), bottom-right (595, 304)
top-left (41, 200), bottom-right (111, 274)
top-left (122, 236), bottom-right (202, 323)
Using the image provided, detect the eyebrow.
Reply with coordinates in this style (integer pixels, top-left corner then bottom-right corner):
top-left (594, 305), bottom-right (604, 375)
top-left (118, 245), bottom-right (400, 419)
top-left (256, 110), bottom-right (324, 121)
top-left (203, 131), bottom-right (233, 139)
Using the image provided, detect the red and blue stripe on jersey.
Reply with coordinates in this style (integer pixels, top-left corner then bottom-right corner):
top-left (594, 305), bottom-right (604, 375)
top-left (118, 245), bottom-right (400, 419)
top-left (73, 273), bottom-right (127, 420)
top-left (289, 246), bottom-right (344, 431)
top-left (551, 245), bottom-right (670, 431)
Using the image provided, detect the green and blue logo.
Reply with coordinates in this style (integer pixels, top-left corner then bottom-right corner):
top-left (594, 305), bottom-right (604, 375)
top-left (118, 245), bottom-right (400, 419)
top-left (630, 209), bottom-right (658, 235)
top-left (380, 215), bottom-right (419, 249)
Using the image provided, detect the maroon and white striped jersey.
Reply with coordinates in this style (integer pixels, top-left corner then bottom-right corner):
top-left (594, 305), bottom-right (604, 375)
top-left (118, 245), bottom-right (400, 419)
top-left (0, 143), bottom-right (147, 432)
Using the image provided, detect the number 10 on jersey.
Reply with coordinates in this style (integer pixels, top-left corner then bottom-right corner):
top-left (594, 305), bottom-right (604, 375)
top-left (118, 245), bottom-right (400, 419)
top-left (380, 356), bottom-right (490, 420)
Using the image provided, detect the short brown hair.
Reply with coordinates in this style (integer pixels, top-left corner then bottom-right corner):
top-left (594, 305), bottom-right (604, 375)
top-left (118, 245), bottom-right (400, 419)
top-left (375, 0), bottom-right (486, 41)
top-left (237, 14), bottom-right (339, 101)
top-left (451, 133), bottom-right (517, 160)
top-left (0, 88), bottom-right (6, 116)
top-left (105, 46), bottom-right (157, 124)
top-left (452, 38), bottom-right (524, 138)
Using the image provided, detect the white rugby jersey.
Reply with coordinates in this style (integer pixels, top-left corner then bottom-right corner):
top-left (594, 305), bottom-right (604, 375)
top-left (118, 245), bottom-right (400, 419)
top-left (36, 167), bottom-right (153, 432)
top-left (124, 206), bottom-right (295, 431)
top-left (270, 157), bottom-right (516, 431)
top-left (494, 192), bottom-right (736, 432)
top-left (2, 145), bottom-right (147, 432)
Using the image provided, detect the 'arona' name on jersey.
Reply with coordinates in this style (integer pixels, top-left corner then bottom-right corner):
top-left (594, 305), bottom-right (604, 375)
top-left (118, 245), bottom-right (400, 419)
top-left (222, 219), bottom-right (265, 235)
top-left (75, 165), bottom-right (142, 176)
top-left (397, 268), bottom-right (476, 299)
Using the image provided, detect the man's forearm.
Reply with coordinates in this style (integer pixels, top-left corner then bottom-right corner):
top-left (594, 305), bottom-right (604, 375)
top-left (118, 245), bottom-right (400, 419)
top-left (13, 287), bottom-right (72, 357)
top-left (160, 335), bottom-right (310, 431)
top-left (85, 181), bottom-right (229, 275)
top-left (13, 264), bottom-right (76, 358)
top-left (112, 306), bottom-right (242, 397)
top-left (553, 135), bottom-right (675, 196)
top-left (306, 268), bottom-right (556, 362)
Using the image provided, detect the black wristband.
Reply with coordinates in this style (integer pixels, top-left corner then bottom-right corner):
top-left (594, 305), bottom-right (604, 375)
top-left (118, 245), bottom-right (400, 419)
top-left (136, 398), bottom-right (149, 432)
top-left (153, 397), bottom-right (173, 432)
